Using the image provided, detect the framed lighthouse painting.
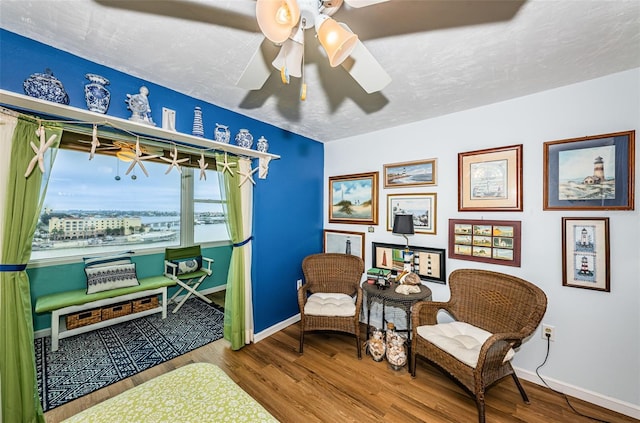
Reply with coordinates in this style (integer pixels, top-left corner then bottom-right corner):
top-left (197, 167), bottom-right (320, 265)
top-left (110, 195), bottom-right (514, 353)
top-left (562, 217), bottom-right (610, 292)
top-left (543, 131), bottom-right (635, 210)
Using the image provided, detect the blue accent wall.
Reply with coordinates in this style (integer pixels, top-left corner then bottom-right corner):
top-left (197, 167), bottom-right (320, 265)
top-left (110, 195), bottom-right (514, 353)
top-left (1, 29), bottom-right (324, 334)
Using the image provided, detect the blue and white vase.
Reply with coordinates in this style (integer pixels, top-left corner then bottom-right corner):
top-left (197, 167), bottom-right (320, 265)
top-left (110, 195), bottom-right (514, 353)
top-left (192, 106), bottom-right (204, 137)
top-left (214, 123), bottom-right (230, 143)
top-left (84, 74), bottom-right (110, 113)
top-left (23, 68), bottom-right (70, 104)
top-left (256, 136), bottom-right (269, 153)
top-left (235, 129), bottom-right (253, 149)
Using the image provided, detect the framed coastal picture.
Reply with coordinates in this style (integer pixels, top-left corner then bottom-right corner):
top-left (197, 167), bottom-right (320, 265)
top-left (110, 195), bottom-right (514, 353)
top-left (383, 158), bottom-right (437, 188)
top-left (328, 172), bottom-right (379, 225)
top-left (448, 219), bottom-right (521, 267)
top-left (386, 193), bottom-right (437, 234)
top-left (458, 144), bottom-right (523, 211)
top-left (323, 229), bottom-right (365, 261)
top-left (544, 131), bottom-right (635, 210)
top-left (372, 242), bottom-right (446, 284)
top-left (562, 217), bottom-right (610, 291)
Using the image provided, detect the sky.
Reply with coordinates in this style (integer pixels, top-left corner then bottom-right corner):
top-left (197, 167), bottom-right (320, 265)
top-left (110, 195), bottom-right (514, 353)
top-left (44, 149), bottom-right (221, 212)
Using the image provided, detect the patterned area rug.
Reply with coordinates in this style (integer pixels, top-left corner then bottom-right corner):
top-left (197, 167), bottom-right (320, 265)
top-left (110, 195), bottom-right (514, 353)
top-left (34, 298), bottom-right (224, 411)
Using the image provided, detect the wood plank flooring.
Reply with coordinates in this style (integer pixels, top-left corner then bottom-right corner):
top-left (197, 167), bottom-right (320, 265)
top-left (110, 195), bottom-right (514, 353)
top-left (44, 323), bottom-right (637, 423)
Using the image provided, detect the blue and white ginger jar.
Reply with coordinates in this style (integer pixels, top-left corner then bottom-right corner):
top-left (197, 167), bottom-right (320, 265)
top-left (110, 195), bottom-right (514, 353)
top-left (214, 123), bottom-right (230, 144)
top-left (23, 68), bottom-right (69, 105)
top-left (256, 136), bottom-right (269, 153)
top-left (235, 129), bottom-right (253, 149)
top-left (84, 74), bottom-right (111, 113)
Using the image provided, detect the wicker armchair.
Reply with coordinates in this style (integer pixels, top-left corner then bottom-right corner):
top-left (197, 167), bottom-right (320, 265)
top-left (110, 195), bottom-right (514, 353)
top-left (411, 269), bottom-right (547, 423)
top-left (299, 253), bottom-right (365, 358)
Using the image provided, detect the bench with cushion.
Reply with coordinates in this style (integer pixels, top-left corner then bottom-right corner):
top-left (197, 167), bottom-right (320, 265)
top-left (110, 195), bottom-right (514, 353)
top-left (35, 275), bottom-right (175, 351)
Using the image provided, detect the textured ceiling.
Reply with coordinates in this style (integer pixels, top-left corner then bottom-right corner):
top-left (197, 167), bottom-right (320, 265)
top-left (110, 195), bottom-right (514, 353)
top-left (1, 0), bottom-right (639, 143)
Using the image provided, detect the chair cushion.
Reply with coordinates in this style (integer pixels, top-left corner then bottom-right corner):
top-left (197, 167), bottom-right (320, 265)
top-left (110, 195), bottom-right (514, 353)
top-left (304, 293), bottom-right (356, 317)
top-left (416, 322), bottom-right (515, 368)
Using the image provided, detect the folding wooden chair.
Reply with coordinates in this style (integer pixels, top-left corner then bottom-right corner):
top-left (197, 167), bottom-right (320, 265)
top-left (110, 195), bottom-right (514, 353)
top-left (164, 245), bottom-right (214, 313)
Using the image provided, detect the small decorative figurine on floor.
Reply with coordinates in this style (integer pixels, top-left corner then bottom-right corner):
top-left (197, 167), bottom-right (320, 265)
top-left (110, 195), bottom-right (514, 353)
top-left (126, 86), bottom-right (155, 126)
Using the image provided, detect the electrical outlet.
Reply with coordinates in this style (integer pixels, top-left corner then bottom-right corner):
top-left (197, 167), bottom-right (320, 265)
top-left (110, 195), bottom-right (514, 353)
top-left (542, 324), bottom-right (555, 341)
top-left (296, 279), bottom-right (302, 290)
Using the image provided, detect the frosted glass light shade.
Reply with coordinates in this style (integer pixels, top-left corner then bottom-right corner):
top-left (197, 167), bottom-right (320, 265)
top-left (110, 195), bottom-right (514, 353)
top-left (256, 0), bottom-right (300, 43)
top-left (272, 39), bottom-right (304, 78)
top-left (315, 15), bottom-right (358, 67)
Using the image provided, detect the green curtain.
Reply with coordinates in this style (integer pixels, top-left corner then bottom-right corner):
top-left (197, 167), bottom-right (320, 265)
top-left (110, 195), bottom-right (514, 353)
top-left (215, 153), bottom-right (249, 350)
top-left (1, 117), bottom-right (61, 423)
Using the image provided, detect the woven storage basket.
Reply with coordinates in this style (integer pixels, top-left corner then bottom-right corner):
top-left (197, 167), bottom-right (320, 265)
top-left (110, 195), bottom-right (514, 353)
top-left (132, 296), bottom-right (158, 313)
top-left (66, 308), bottom-right (101, 329)
top-left (101, 301), bottom-right (132, 320)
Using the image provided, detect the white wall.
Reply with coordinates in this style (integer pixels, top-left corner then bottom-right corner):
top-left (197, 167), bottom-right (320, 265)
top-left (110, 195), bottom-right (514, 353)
top-left (324, 69), bottom-right (640, 414)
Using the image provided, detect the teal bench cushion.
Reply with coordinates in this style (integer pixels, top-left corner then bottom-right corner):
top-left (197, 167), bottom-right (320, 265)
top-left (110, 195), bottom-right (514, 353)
top-left (35, 275), bottom-right (175, 314)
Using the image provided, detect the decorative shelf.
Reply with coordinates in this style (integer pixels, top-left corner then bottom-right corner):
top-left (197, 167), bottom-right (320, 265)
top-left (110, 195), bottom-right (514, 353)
top-left (0, 89), bottom-right (280, 178)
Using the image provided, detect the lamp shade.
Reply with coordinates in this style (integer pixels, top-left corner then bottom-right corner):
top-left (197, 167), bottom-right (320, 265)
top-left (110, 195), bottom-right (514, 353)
top-left (315, 15), bottom-right (358, 67)
top-left (392, 214), bottom-right (414, 235)
top-left (256, 0), bottom-right (300, 43)
top-left (272, 26), bottom-right (305, 78)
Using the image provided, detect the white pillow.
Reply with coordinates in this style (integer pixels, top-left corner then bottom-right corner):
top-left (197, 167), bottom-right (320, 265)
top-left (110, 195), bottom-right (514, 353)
top-left (85, 262), bottom-right (140, 294)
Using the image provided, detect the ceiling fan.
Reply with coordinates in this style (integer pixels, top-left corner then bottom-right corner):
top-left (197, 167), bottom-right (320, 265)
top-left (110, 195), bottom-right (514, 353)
top-left (237, 0), bottom-right (392, 98)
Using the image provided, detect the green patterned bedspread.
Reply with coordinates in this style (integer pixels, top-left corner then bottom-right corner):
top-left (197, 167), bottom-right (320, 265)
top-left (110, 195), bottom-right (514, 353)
top-left (62, 362), bottom-right (278, 422)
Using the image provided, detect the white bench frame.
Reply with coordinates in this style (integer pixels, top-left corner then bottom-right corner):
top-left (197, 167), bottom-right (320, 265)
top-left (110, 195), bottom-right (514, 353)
top-left (50, 286), bottom-right (168, 351)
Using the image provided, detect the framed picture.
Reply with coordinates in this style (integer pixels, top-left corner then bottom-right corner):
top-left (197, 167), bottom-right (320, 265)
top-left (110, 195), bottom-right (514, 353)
top-left (458, 144), bottom-right (523, 211)
top-left (543, 131), bottom-right (635, 210)
top-left (383, 158), bottom-right (437, 188)
top-left (448, 219), bottom-right (521, 267)
top-left (372, 242), bottom-right (446, 284)
top-left (329, 172), bottom-right (379, 225)
top-left (562, 217), bottom-right (610, 292)
top-left (387, 193), bottom-right (437, 234)
top-left (323, 229), bottom-right (365, 262)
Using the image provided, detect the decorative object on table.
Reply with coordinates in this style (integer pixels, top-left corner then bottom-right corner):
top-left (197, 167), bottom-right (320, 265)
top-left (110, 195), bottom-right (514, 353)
top-left (458, 144), bottom-right (523, 211)
top-left (543, 130), bottom-right (635, 210)
top-left (84, 73), bottom-right (110, 113)
top-left (387, 193), bottom-right (437, 234)
top-left (448, 219), bottom-right (522, 267)
top-left (372, 242), bottom-right (446, 284)
top-left (323, 229), bottom-right (365, 261)
top-left (328, 172), bottom-right (379, 225)
top-left (403, 272), bottom-right (421, 285)
top-left (256, 136), bottom-right (269, 153)
top-left (214, 123), bottom-right (230, 143)
top-left (125, 86), bottom-right (155, 126)
top-left (235, 128), bottom-right (254, 149)
top-left (24, 125), bottom-right (58, 178)
top-left (366, 328), bottom-right (386, 362)
top-left (384, 158), bottom-right (437, 188)
top-left (395, 284), bottom-right (421, 295)
top-left (375, 275), bottom-right (391, 290)
top-left (561, 217), bottom-right (610, 292)
top-left (192, 106), bottom-right (204, 137)
top-left (23, 68), bottom-right (70, 104)
top-left (392, 214), bottom-right (414, 272)
top-left (385, 322), bottom-right (407, 370)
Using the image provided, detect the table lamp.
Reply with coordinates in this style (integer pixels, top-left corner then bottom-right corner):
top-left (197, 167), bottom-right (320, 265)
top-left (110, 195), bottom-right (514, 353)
top-left (393, 214), bottom-right (414, 272)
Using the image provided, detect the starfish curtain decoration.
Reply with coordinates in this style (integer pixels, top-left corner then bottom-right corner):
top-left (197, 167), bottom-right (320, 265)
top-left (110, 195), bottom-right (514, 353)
top-left (239, 165), bottom-right (259, 187)
top-left (218, 152), bottom-right (236, 176)
top-left (198, 152), bottom-right (208, 180)
top-left (125, 137), bottom-right (160, 177)
top-left (25, 125), bottom-right (58, 178)
top-left (89, 124), bottom-right (100, 160)
top-left (161, 144), bottom-right (189, 174)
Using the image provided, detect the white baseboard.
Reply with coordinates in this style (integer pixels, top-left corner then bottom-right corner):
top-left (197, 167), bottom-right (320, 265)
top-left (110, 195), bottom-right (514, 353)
top-left (515, 367), bottom-right (640, 420)
top-left (254, 314), bottom-right (300, 343)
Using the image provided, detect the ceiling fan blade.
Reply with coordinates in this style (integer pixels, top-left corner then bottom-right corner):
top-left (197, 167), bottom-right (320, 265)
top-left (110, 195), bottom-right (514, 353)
top-left (237, 38), bottom-right (280, 90)
top-left (343, 0), bottom-right (389, 8)
top-left (339, 26), bottom-right (391, 93)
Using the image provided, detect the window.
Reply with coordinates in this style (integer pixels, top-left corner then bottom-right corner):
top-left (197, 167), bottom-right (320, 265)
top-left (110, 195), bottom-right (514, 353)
top-left (31, 147), bottom-right (229, 261)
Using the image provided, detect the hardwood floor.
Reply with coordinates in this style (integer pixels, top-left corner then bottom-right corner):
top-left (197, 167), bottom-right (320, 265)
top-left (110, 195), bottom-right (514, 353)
top-left (44, 323), bottom-right (636, 423)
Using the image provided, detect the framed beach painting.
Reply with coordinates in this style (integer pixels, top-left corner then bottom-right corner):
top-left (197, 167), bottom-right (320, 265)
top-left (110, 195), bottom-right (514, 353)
top-left (387, 193), bottom-right (437, 234)
top-left (323, 229), bottom-right (365, 261)
top-left (329, 172), bottom-right (379, 225)
top-left (544, 131), bottom-right (635, 210)
top-left (383, 158), bottom-right (437, 188)
top-left (458, 144), bottom-right (523, 211)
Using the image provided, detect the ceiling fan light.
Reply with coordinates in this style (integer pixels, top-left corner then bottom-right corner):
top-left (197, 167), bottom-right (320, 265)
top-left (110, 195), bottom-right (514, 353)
top-left (315, 16), bottom-right (358, 67)
top-left (256, 0), bottom-right (300, 43)
top-left (272, 39), bottom-right (304, 78)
